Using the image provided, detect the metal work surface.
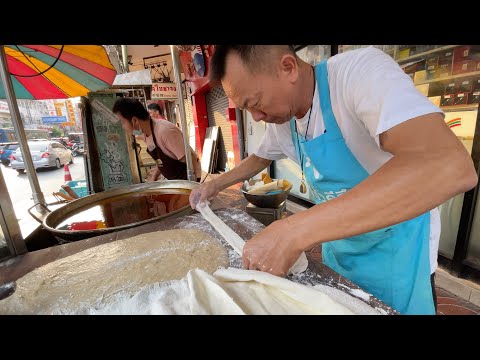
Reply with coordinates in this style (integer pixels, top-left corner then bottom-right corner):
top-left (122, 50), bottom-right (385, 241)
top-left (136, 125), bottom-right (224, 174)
top-left (0, 206), bottom-right (397, 314)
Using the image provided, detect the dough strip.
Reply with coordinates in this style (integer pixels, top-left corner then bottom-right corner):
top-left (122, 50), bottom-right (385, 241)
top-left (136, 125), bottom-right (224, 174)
top-left (196, 201), bottom-right (308, 275)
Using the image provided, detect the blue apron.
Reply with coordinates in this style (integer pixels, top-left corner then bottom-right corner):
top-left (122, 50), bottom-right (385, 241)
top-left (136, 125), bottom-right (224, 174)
top-left (290, 61), bottom-right (435, 315)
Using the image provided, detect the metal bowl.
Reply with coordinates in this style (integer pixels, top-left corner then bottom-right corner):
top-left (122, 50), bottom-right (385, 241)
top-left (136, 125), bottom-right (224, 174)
top-left (240, 179), bottom-right (291, 208)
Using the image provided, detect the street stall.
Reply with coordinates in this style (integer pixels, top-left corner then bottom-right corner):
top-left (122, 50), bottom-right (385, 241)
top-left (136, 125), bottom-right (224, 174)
top-left (0, 45), bottom-right (399, 315)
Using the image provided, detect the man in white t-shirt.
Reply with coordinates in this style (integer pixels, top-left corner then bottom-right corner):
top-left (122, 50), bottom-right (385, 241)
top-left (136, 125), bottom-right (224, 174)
top-left (189, 45), bottom-right (477, 315)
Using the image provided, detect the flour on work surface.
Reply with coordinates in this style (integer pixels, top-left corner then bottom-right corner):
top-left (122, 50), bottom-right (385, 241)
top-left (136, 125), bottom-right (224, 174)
top-left (337, 282), bottom-right (372, 302)
top-left (313, 284), bottom-right (381, 315)
top-left (76, 268), bottom-right (382, 315)
top-left (173, 213), bottom-right (247, 268)
top-left (0, 229), bottom-right (228, 315)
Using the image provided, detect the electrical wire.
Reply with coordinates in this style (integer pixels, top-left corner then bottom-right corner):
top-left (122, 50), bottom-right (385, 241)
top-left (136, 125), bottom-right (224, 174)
top-left (200, 172), bottom-right (211, 184)
top-left (9, 45), bottom-right (65, 78)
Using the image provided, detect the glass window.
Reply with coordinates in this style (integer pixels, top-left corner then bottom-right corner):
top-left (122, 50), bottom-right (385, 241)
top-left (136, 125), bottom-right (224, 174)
top-left (338, 45), bottom-right (395, 59)
top-left (340, 45), bottom-right (480, 262)
top-left (467, 201), bottom-right (480, 269)
top-left (5, 144), bottom-right (18, 150)
top-left (296, 45), bottom-right (331, 66)
top-left (28, 142), bottom-right (48, 152)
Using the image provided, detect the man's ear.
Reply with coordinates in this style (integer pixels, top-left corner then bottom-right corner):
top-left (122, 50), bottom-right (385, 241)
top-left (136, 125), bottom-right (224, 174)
top-left (279, 54), bottom-right (299, 83)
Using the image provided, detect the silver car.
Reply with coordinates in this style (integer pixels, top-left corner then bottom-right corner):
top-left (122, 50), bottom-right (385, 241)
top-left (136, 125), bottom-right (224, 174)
top-left (10, 140), bottom-right (74, 174)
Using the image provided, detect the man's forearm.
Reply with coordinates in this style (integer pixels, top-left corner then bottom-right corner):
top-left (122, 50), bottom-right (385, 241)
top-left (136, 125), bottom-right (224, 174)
top-left (287, 149), bottom-right (477, 252)
top-left (214, 154), bottom-right (272, 190)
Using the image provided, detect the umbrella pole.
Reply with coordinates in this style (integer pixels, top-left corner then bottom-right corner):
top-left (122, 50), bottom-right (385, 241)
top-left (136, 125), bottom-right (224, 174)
top-left (0, 46), bottom-right (47, 212)
top-left (0, 164), bottom-right (26, 255)
top-left (170, 45), bottom-right (195, 182)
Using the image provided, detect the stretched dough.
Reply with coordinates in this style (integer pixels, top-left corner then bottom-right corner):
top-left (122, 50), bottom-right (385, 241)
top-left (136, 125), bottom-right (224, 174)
top-left (0, 229), bottom-right (228, 314)
top-left (80, 268), bottom-right (380, 315)
top-left (196, 201), bottom-right (308, 275)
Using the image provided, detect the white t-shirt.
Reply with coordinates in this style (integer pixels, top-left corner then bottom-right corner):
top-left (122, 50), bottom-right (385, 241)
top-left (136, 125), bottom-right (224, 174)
top-left (255, 46), bottom-right (443, 274)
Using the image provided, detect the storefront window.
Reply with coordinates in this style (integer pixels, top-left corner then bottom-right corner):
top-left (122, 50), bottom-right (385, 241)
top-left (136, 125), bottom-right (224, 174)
top-left (339, 45), bottom-right (395, 58)
top-left (341, 45), bottom-right (480, 265)
top-left (467, 201), bottom-right (480, 269)
top-left (296, 45), bottom-right (331, 66)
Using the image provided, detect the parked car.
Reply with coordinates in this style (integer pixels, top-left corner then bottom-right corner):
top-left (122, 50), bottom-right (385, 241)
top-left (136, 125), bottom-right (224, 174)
top-left (0, 142), bottom-right (19, 165)
top-left (0, 144), bottom-right (5, 161)
top-left (10, 140), bottom-right (73, 174)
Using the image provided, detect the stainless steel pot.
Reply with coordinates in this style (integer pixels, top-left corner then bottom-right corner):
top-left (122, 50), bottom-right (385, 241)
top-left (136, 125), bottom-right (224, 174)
top-left (28, 180), bottom-right (199, 243)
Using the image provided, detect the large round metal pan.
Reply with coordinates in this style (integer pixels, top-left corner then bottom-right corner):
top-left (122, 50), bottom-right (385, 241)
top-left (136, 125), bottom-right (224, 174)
top-left (40, 180), bottom-right (198, 243)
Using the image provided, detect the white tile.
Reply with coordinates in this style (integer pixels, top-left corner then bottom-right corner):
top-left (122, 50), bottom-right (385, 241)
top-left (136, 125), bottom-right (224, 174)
top-left (436, 271), bottom-right (472, 301)
top-left (469, 289), bottom-right (480, 308)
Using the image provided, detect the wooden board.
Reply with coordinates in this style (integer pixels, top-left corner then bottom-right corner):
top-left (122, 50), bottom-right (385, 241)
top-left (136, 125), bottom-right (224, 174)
top-left (201, 138), bottom-right (215, 173)
top-left (201, 126), bottom-right (219, 174)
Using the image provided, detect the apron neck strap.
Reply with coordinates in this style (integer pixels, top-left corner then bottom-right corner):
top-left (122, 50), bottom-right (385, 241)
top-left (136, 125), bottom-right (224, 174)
top-left (316, 61), bottom-right (342, 138)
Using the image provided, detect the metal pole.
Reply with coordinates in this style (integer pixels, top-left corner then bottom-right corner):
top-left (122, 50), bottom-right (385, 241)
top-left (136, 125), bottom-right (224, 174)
top-left (170, 45), bottom-right (195, 181)
top-left (235, 108), bottom-right (245, 160)
top-left (121, 45), bottom-right (129, 73)
top-left (0, 166), bottom-right (26, 255)
top-left (0, 45), bottom-right (47, 209)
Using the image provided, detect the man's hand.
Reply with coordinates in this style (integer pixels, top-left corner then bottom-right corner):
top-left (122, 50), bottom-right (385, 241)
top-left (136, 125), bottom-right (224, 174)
top-left (189, 180), bottom-right (220, 209)
top-left (242, 218), bottom-right (305, 277)
top-left (189, 154), bottom-right (272, 209)
top-left (145, 167), bottom-right (161, 182)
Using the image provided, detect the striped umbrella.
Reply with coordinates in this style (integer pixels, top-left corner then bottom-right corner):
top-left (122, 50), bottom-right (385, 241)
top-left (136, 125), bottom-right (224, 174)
top-left (0, 45), bottom-right (117, 99)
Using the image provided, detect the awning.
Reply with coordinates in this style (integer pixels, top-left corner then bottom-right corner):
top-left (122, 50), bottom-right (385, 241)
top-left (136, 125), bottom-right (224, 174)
top-left (112, 69), bottom-right (152, 87)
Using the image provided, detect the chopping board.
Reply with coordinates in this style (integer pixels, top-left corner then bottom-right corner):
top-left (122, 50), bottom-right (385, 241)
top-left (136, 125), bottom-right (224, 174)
top-left (0, 208), bottom-right (398, 315)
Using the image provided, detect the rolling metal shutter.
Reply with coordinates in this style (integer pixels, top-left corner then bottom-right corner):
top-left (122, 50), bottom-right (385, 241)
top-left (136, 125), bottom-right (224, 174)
top-left (206, 86), bottom-right (231, 172)
top-left (184, 96), bottom-right (194, 126)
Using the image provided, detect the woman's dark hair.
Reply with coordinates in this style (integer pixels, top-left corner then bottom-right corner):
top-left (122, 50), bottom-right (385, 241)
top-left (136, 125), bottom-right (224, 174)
top-left (112, 97), bottom-right (149, 121)
top-left (147, 102), bottom-right (164, 117)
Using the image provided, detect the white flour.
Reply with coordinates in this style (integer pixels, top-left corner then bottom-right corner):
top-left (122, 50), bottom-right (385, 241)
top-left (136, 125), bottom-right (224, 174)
top-left (313, 284), bottom-right (380, 315)
top-left (77, 279), bottom-right (190, 315)
top-left (74, 268), bottom-right (383, 315)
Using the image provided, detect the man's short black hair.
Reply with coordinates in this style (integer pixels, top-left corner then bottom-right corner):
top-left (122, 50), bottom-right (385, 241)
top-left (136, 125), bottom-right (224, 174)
top-left (209, 45), bottom-right (296, 83)
top-left (148, 102), bottom-right (164, 116)
top-left (112, 97), bottom-right (149, 121)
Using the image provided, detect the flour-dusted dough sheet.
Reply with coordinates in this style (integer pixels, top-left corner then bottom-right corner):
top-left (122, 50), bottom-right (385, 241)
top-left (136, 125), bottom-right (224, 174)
top-left (0, 229), bottom-right (229, 314)
top-left (78, 268), bottom-right (382, 315)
